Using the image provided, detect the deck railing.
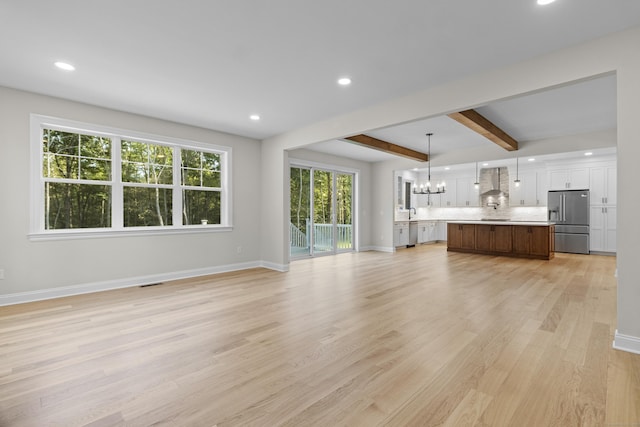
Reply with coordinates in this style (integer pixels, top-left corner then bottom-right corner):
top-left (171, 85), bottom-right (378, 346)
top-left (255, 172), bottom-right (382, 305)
top-left (289, 222), bottom-right (353, 251)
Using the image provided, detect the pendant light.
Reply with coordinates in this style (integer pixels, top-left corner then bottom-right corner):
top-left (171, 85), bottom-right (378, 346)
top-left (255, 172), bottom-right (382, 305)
top-left (413, 133), bottom-right (446, 195)
top-left (514, 157), bottom-right (521, 187)
top-left (474, 162), bottom-right (480, 189)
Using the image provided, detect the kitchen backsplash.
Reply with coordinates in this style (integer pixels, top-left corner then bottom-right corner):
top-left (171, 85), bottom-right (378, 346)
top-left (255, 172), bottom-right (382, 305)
top-left (396, 206), bottom-right (548, 221)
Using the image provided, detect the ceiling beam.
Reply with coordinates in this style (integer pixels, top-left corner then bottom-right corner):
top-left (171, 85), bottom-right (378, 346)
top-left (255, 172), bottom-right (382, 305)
top-left (344, 134), bottom-right (428, 162)
top-left (447, 109), bottom-right (518, 151)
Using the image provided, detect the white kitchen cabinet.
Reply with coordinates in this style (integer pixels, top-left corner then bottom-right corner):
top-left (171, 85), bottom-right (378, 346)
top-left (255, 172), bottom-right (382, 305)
top-left (436, 221), bottom-right (447, 241)
top-left (509, 170), bottom-right (539, 206)
top-left (394, 221), bottom-right (409, 247)
top-left (455, 177), bottom-right (480, 207)
top-left (440, 182), bottom-right (456, 207)
top-left (590, 206), bottom-right (616, 253)
top-left (537, 171), bottom-right (548, 206)
top-left (590, 164), bottom-right (616, 206)
top-left (417, 221), bottom-right (437, 243)
top-left (549, 167), bottom-right (589, 190)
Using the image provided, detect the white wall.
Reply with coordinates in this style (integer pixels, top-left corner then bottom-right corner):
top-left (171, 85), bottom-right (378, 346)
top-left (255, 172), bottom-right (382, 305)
top-left (261, 26), bottom-right (640, 352)
top-left (0, 87), bottom-right (262, 302)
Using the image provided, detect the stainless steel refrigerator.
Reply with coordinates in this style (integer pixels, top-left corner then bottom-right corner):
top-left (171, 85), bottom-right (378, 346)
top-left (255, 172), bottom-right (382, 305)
top-left (548, 190), bottom-right (590, 254)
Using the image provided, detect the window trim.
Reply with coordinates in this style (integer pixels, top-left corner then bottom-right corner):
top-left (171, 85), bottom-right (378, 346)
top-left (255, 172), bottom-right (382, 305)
top-left (29, 114), bottom-right (232, 240)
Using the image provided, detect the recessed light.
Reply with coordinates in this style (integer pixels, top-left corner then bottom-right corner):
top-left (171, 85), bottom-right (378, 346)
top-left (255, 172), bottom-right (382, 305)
top-left (528, 158), bottom-right (535, 162)
top-left (537, 0), bottom-right (556, 5)
top-left (482, 163), bottom-right (489, 166)
top-left (444, 167), bottom-right (450, 170)
top-left (584, 152), bottom-right (593, 156)
top-left (337, 77), bottom-right (351, 86)
top-left (412, 168), bottom-right (418, 171)
top-left (54, 61), bottom-right (75, 71)
top-left (249, 114), bottom-right (260, 121)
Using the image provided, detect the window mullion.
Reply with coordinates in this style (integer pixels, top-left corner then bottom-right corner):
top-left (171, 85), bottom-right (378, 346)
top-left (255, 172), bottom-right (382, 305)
top-left (112, 136), bottom-right (123, 229)
top-left (173, 146), bottom-right (182, 226)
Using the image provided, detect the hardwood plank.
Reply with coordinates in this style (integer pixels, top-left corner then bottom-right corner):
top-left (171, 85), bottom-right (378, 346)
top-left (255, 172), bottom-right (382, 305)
top-left (0, 247), bottom-right (637, 426)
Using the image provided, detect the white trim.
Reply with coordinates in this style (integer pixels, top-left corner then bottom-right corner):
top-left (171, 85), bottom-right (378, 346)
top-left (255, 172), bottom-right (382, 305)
top-left (28, 225), bottom-right (233, 241)
top-left (289, 157), bottom-right (360, 175)
top-left (30, 114), bottom-right (232, 235)
top-left (613, 329), bottom-right (640, 355)
top-left (259, 261), bottom-right (290, 272)
top-left (0, 261), bottom-right (281, 307)
top-left (362, 245), bottom-right (395, 253)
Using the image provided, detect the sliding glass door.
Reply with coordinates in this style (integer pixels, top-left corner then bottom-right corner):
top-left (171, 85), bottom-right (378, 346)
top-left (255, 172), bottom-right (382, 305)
top-left (290, 166), bottom-right (354, 258)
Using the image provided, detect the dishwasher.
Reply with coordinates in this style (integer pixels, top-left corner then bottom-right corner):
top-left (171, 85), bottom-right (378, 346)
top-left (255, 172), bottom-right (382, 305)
top-left (408, 221), bottom-right (418, 247)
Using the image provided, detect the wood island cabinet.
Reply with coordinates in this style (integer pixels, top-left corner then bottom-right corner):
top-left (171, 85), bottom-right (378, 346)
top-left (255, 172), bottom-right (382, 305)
top-left (475, 224), bottom-right (513, 253)
top-left (447, 222), bottom-right (554, 260)
top-left (447, 223), bottom-right (476, 250)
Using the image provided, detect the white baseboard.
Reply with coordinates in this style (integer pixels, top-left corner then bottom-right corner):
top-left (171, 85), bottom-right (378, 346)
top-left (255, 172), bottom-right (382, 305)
top-left (613, 329), bottom-right (640, 355)
top-left (0, 260), bottom-right (285, 307)
top-left (259, 261), bottom-right (289, 272)
top-left (361, 246), bottom-right (395, 253)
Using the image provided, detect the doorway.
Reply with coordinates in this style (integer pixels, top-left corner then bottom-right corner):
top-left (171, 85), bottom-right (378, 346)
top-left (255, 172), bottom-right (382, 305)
top-left (289, 165), bottom-right (354, 258)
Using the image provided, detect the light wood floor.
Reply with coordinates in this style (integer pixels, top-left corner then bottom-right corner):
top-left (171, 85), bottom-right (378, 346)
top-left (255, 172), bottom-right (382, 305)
top-left (1, 244), bottom-right (638, 426)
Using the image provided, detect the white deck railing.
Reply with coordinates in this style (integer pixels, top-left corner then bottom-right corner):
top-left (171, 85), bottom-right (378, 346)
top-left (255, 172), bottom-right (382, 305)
top-left (290, 222), bottom-right (353, 251)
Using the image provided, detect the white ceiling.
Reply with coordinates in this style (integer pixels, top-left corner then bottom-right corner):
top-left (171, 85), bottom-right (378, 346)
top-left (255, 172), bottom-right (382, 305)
top-left (308, 74), bottom-right (618, 162)
top-left (1, 1), bottom-right (638, 156)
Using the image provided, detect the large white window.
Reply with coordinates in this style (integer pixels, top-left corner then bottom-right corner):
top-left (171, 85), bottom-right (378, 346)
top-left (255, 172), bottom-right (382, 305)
top-left (30, 115), bottom-right (231, 239)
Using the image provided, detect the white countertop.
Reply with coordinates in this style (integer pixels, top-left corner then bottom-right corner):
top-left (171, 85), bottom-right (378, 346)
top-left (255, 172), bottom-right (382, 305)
top-left (446, 220), bottom-right (555, 226)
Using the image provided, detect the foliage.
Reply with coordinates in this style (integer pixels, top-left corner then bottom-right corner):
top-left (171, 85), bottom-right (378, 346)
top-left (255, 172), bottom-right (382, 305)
top-left (42, 129), bottom-right (222, 230)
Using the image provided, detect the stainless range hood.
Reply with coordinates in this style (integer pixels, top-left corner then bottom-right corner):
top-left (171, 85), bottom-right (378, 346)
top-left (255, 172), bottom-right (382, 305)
top-left (480, 167), bottom-right (509, 197)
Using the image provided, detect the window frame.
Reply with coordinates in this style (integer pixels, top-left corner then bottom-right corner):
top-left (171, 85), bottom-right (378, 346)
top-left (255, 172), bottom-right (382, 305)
top-left (29, 114), bottom-right (232, 240)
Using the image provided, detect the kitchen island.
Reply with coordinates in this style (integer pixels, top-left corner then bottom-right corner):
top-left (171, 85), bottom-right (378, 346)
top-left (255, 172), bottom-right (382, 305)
top-left (447, 221), bottom-right (555, 260)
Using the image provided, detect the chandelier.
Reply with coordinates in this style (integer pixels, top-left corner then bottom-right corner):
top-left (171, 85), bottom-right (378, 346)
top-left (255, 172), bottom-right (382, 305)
top-left (413, 133), bottom-right (446, 195)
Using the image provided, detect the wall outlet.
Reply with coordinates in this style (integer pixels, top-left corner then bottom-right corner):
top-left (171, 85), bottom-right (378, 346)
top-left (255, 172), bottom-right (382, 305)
top-left (0, 269), bottom-right (4, 280)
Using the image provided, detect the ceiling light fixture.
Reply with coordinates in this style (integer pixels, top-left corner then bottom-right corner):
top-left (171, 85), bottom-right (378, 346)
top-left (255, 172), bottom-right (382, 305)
top-left (528, 158), bottom-right (535, 162)
top-left (584, 152), bottom-right (593, 156)
top-left (337, 77), bottom-right (351, 86)
top-left (413, 133), bottom-right (445, 195)
top-left (474, 162), bottom-right (480, 189)
top-left (514, 157), bottom-right (521, 187)
top-left (54, 61), bottom-right (75, 71)
top-left (537, 0), bottom-right (556, 5)
top-left (249, 114), bottom-right (260, 121)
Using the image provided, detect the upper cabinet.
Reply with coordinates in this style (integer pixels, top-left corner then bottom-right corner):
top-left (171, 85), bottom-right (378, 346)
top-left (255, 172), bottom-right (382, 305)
top-left (456, 177), bottom-right (480, 207)
top-left (509, 170), bottom-right (541, 206)
top-left (548, 167), bottom-right (589, 190)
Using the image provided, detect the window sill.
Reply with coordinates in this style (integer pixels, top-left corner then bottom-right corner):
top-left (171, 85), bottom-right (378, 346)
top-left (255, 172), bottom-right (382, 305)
top-left (28, 225), bottom-right (233, 241)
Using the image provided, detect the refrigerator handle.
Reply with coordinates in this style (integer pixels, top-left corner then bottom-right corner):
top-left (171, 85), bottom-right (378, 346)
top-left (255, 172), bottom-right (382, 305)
top-left (562, 194), bottom-right (566, 222)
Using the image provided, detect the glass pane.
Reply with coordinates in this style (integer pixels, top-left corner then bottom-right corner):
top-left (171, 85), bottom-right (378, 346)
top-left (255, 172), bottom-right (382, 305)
top-left (181, 149), bottom-right (201, 169)
top-left (123, 187), bottom-right (173, 227)
top-left (80, 135), bottom-right (111, 158)
top-left (43, 154), bottom-right (78, 179)
top-left (80, 158), bottom-right (111, 181)
top-left (43, 129), bottom-right (79, 156)
top-left (290, 167), bottom-right (311, 257)
top-left (313, 170), bottom-right (333, 254)
top-left (336, 173), bottom-right (353, 250)
top-left (121, 140), bottom-right (173, 184)
top-left (182, 168), bottom-right (201, 186)
top-left (182, 190), bottom-right (221, 225)
top-left (202, 170), bottom-right (220, 188)
top-left (122, 161), bottom-right (149, 183)
top-left (44, 182), bottom-right (111, 229)
top-left (150, 164), bottom-right (173, 185)
top-left (202, 152), bottom-right (220, 171)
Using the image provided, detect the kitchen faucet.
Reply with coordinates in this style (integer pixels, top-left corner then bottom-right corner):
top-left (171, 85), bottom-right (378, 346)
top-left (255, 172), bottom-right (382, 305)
top-left (409, 207), bottom-right (416, 219)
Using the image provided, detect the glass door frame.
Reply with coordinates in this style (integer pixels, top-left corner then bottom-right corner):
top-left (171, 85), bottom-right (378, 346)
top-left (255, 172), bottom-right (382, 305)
top-left (289, 159), bottom-right (357, 260)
